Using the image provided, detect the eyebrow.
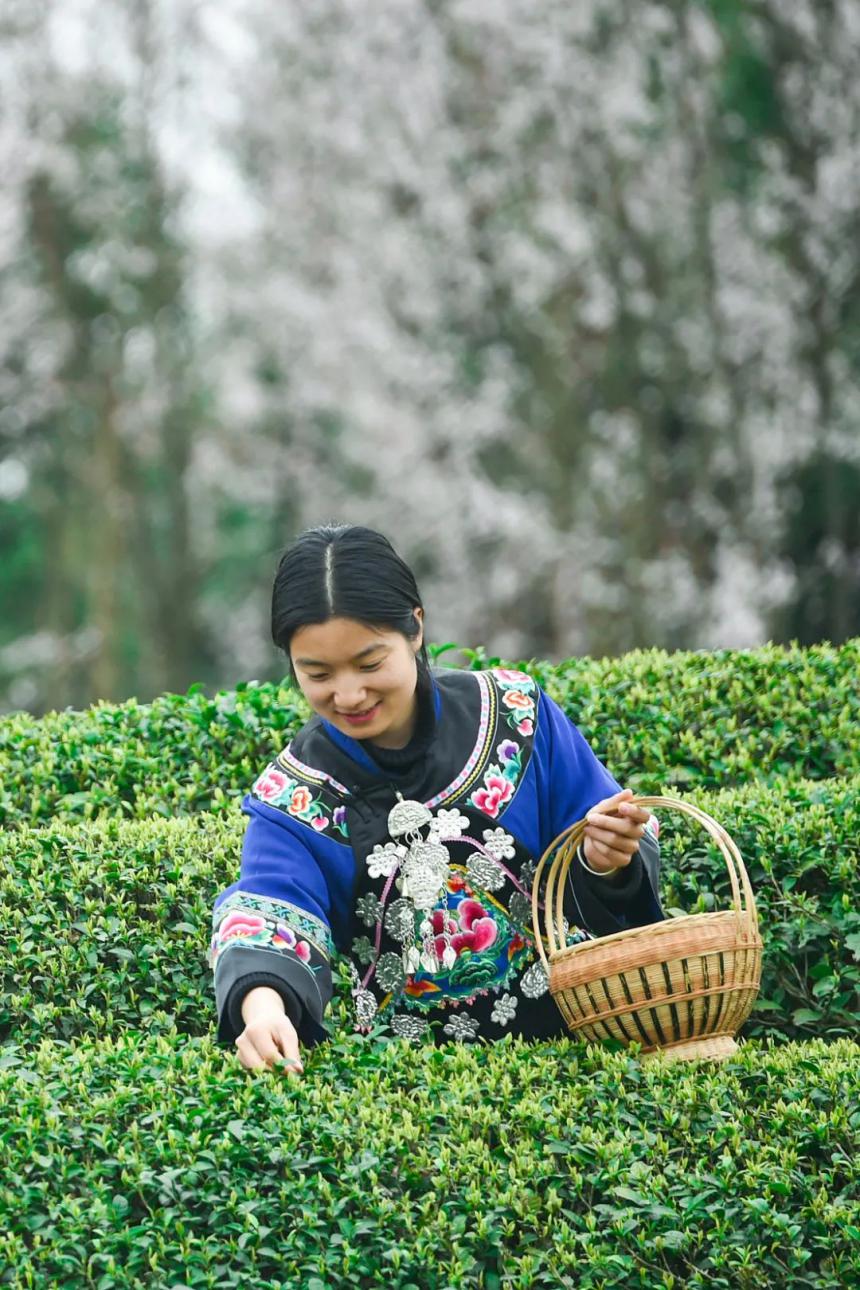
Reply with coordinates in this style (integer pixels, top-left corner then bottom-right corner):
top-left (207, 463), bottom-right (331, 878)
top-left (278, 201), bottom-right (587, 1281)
top-left (294, 643), bottom-right (389, 667)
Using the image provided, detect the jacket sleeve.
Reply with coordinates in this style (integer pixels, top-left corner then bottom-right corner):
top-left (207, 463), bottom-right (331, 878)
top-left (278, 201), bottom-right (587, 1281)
top-left (533, 687), bottom-right (665, 936)
top-left (209, 794), bottom-right (339, 1050)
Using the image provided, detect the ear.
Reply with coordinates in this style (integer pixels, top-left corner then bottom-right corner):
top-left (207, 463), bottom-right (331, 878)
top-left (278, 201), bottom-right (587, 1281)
top-left (412, 606), bottom-right (424, 651)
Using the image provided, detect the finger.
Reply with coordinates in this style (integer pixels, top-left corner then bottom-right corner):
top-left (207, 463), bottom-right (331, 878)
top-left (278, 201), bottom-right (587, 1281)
top-left (273, 1028), bottom-right (304, 1075)
top-left (235, 1035), bottom-right (266, 1072)
top-left (585, 838), bottom-right (631, 869)
top-left (262, 1047), bottom-right (303, 1078)
top-left (585, 825), bottom-right (640, 854)
top-left (586, 812), bottom-right (646, 838)
top-left (617, 803), bottom-right (651, 824)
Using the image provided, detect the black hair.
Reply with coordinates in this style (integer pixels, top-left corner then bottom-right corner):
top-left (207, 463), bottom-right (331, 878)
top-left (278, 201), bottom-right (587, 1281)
top-left (272, 524), bottom-right (430, 682)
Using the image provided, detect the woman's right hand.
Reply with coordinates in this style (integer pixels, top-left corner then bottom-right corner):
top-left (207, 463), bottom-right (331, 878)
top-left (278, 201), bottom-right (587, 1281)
top-left (236, 986), bottom-right (305, 1078)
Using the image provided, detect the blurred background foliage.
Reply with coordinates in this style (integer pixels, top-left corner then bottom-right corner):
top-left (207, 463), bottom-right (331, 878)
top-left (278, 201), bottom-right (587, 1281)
top-left (0, 0), bottom-right (858, 715)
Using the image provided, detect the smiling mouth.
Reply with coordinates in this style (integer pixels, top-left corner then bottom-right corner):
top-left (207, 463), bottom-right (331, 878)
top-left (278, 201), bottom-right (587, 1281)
top-left (337, 704), bottom-right (380, 719)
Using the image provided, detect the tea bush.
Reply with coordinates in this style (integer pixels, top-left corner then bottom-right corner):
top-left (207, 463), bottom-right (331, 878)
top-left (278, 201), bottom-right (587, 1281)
top-left (0, 1031), bottom-right (857, 1288)
top-left (1, 638), bottom-right (857, 828)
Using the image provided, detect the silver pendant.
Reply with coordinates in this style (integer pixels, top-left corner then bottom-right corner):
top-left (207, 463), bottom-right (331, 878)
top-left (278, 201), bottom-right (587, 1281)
top-left (402, 839), bottom-right (450, 910)
top-left (388, 798), bottom-right (432, 838)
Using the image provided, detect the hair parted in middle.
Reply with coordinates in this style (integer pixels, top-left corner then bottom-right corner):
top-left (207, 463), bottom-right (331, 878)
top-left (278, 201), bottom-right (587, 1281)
top-left (271, 523), bottom-right (430, 681)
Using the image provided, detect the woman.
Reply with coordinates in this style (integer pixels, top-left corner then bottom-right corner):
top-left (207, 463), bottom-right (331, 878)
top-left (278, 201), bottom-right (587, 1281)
top-left (209, 524), bottom-right (664, 1077)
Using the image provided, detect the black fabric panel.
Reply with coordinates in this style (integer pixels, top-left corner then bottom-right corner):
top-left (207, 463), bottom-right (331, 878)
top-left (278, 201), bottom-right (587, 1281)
top-left (214, 945), bottom-right (331, 1048)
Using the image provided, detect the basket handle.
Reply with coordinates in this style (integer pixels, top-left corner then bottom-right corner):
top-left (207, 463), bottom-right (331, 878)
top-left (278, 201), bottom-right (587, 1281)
top-left (530, 795), bottom-right (759, 983)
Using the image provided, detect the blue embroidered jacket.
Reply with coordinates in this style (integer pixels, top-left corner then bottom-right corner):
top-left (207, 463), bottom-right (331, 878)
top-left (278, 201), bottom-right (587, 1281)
top-left (210, 667), bottom-right (665, 1049)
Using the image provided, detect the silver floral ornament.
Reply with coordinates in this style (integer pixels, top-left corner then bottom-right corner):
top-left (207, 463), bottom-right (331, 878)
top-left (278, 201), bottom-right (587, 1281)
top-left (482, 827), bottom-right (516, 860)
top-left (491, 993), bottom-right (518, 1026)
top-left (366, 842), bottom-right (405, 880)
top-left (356, 893), bottom-right (383, 927)
top-left (520, 858), bottom-right (538, 885)
top-left (384, 898), bottom-right (417, 944)
top-left (390, 1014), bottom-right (428, 1039)
top-left (466, 851), bottom-right (506, 892)
top-left (351, 935), bottom-right (375, 965)
top-left (432, 808), bottom-right (470, 839)
top-left (509, 891), bottom-right (533, 926)
top-left (519, 959), bottom-right (549, 999)
top-left (443, 1012), bottom-right (480, 1042)
top-left (376, 952), bottom-right (407, 995)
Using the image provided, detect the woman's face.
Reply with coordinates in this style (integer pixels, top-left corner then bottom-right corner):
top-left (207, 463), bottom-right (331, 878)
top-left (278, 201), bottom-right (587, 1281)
top-left (290, 612), bottom-right (424, 749)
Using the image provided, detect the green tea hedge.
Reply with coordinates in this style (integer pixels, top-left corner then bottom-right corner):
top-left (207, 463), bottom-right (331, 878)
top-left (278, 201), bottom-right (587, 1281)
top-left (1, 639), bottom-right (857, 829)
top-left (0, 1031), bottom-right (857, 1289)
top-left (3, 776), bottom-right (857, 1049)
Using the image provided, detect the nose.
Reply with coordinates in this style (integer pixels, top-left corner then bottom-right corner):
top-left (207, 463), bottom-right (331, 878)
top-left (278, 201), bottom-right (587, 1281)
top-left (333, 682), bottom-right (369, 712)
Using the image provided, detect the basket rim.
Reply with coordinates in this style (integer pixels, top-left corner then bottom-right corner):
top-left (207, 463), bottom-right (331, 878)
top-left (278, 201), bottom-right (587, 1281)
top-left (547, 909), bottom-right (743, 958)
top-left (545, 909), bottom-right (763, 983)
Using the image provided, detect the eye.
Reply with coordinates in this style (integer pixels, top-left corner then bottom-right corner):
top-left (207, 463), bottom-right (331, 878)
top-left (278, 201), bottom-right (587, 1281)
top-left (306, 673), bottom-right (329, 682)
top-left (360, 662), bottom-right (382, 672)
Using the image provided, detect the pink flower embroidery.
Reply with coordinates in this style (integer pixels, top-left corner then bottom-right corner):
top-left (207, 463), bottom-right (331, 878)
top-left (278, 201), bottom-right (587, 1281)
top-left (517, 718), bottom-right (534, 736)
top-left (311, 814), bottom-right (330, 831)
top-left (435, 897), bottom-right (499, 957)
top-left (295, 940), bottom-right (311, 962)
top-left (253, 768), bottom-right (289, 801)
top-left (495, 669), bottom-right (532, 685)
top-left (502, 689), bottom-right (532, 712)
top-left (472, 774), bottom-right (514, 818)
top-left (219, 911), bottom-right (266, 941)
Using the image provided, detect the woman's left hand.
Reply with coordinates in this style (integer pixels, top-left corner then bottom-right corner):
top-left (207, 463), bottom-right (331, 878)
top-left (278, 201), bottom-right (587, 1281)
top-left (582, 788), bottom-right (650, 875)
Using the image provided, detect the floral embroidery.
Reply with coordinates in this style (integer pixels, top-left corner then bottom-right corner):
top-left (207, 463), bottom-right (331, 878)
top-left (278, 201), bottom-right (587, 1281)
top-left (332, 805), bottom-right (350, 838)
top-left (431, 898), bottom-right (498, 957)
top-left (465, 722), bottom-right (530, 816)
top-left (491, 668), bottom-right (537, 737)
top-left (252, 765), bottom-right (331, 833)
top-left (468, 770), bottom-right (514, 817)
top-left (209, 891), bottom-right (333, 970)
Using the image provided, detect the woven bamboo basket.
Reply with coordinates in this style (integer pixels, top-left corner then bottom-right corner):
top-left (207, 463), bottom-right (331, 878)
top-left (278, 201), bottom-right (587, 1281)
top-left (531, 795), bottom-right (763, 1063)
